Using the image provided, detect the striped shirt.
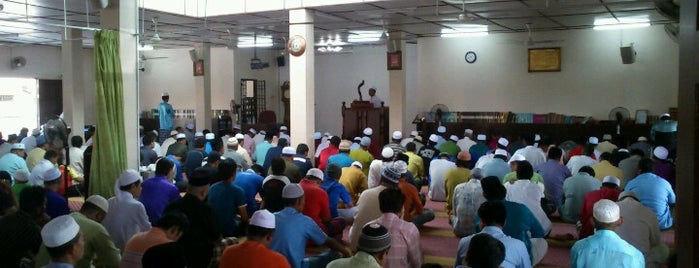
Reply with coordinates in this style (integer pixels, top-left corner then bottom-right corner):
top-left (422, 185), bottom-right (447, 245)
top-left (369, 213), bottom-right (423, 268)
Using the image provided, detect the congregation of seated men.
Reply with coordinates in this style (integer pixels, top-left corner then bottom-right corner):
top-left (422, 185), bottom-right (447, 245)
top-left (0, 116), bottom-right (677, 267)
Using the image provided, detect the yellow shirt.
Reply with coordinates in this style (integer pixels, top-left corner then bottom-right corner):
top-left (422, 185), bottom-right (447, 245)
top-left (339, 166), bottom-right (368, 204)
top-left (349, 148), bottom-right (374, 175)
top-left (405, 151), bottom-right (425, 179)
top-left (25, 147), bottom-right (46, 171)
top-left (444, 167), bottom-right (470, 213)
top-left (592, 160), bottom-right (624, 181)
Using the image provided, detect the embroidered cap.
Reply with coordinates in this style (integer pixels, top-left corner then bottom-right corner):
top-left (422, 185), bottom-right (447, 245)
top-left (653, 146), bottom-right (669, 160)
top-left (593, 199), bottom-right (620, 223)
top-left (357, 223), bottom-right (391, 253)
top-left (392, 131), bottom-right (402, 140)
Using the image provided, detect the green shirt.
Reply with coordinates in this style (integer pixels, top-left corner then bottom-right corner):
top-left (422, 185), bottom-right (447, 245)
top-left (11, 183), bottom-right (30, 202)
top-left (437, 141), bottom-right (461, 157)
top-left (503, 171), bottom-right (545, 184)
top-left (445, 167), bottom-right (471, 213)
top-left (349, 148), bottom-right (374, 175)
top-left (327, 251), bottom-right (382, 268)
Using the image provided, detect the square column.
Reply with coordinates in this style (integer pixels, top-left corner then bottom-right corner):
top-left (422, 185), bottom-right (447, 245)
top-left (288, 9), bottom-right (315, 151)
top-left (195, 43), bottom-right (212, 130)
top-left (388, 31), bottom-right (407, 136)
top-left (62, 28), bottom-right (84, 139)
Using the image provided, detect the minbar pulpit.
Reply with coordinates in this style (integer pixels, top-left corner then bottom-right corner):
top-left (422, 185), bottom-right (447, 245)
top-left (341, 101), bottom-right (389, 146)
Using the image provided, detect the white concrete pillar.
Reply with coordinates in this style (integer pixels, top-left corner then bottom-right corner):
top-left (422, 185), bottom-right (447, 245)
top-left (388, 31), bottom-right (407, 137)
top-left (61, 28), bottom-right (84, 139)
top-left (288, 9), bottom-right (315, 151)
top-left (100, 0), bottom-right (139, 169)
top-left (195, 43), bottom-right (212, 130)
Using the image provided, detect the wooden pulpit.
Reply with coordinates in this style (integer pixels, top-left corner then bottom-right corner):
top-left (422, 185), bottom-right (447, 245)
top-left (341, 101), bottom-right (389, 146)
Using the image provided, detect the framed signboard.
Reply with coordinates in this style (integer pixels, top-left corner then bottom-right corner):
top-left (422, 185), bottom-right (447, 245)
top-left (193, 59), bottom-right (204, 76)
top-left (387, 51), bottom-right (402, 70)
top-left (528, 47), bottom-right (561, 72)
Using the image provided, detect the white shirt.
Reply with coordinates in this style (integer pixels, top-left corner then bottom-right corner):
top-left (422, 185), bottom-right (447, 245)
top-left (369, 95), bottom-right (383, 108)
top-left (512, 146), bottom-right (547, 168)
top-left (29, 159), bottom-right (54, 186)
top-left (349, 185), bottom-right (387, 250)
top-left (456, 137), bottom-right (476, 152)
top-left (160, 137), bottom-right (177, 156)
top-left (103, 192), bottom-right (151, 251)
top-left (474, 153), bottom-right (495, 169)
top-left (236, 147), bottom-right (252, 165)
top-left (21, 135), bottom-right (37, 153)
top-left (367, 160), bottom-right (392, 189)
top-left (566, 155), bottom-right (598, 175)
top-left (153, 142), bottom-right (163, 157)
top-left (80, 137), bottom-right (93, 151)
top-left (616, 197), bottom-right (665, 267)
top-left (428, 158), bottom-right (456, 201)
top-left (69, 147), bottom-right (84, 179)
top-left (505, 180), bottom-right (552, 234)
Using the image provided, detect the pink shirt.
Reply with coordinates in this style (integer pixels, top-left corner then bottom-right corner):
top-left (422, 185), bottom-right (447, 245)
top-left (369, 213), bottom-right (423, 268)
top-left (120, 228), bottom-right (172, 268)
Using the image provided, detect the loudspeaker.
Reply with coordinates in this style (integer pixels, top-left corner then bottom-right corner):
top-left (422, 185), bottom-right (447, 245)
top-left (276, 55), bottom-right (285, 67)
top-left (189, 49), bottom-right (198, 62)
top-left (620, 45), bottom-right (636, 64)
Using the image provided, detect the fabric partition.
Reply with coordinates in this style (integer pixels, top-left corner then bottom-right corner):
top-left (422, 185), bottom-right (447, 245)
top-left (89, 30), bottom-right (127, 197)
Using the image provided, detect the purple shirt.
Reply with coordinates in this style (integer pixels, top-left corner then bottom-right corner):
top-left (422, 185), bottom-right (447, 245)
top-left (46, 190), bottom-right (70, 219)
top-left (140, 175), bottom-right (181, 224)
top-left (536, 159), bottom-right (572, 209)
top-left (653, 161), bottom-right (676, 190)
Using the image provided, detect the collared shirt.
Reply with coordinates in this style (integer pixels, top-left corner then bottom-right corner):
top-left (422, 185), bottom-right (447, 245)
top-left (369, 213), bottom-right (423, 268)
top-left (349, 185), bottom-right (387, 250)
top-left (566, 155), bottom-right (598, 175)
top-left (208, 180), bottom-right (247, 237)
top-left (405, 151), bottom-right (425, 178)
top-left (220, 240), bottom-right (291, 268)
top-left (367, 160), bottom-right (392, 189)
top-left (339, 166), bottom-right (368, 204)
top-left (502, 172), bottom-right (545, 193)
top-left (455, 226), bottom-right (531, 268)
top-left (428, 159), bottom-right (456, 202)
top-left (579, 188), bottom-right (621, 239)
top-left (327, 251), bottom-right (381, 268)
top-left (451, 179), bottom-right (486, 238)
top-left (158, 101), bottom-right (174, 130)
top-left (560, 172), bottom-right (601, 223)
top-left (121, 227), bottom-right (173, 268)
top-left (103, 192), bottom-right (151, 251)
top-left (318, 145), bottom-right (340, 171)
top-left (536, 159), bottom-right (572, 209)
top-left (164, 194), bottom-right (221, 268)
top-left (348, 148), bottom-right (373, 175)
top-left (616, 197), bottom-right (663, 266)
top-left (140, 174), bottom-right (181, 224)
top-left (505, 180), bottom-right (552, 234)
top-left (457, 137), bottom-right (476, 152)
top-left (625, 172), bottom-right (676, 229)
top-left (300, 179), bottom-right (331, 232)
top-left (321, 177), bottom-right (352, 218)
top-left (25, 147), bottom-right (46, 171)
top-left (592, 160), bottom-right (624, 181)
top-left (253, 141), bottom-right (273, 165)
top-left (270, 207), bottom-right (328, 268)
top-left (486, 200), bottom-right (546, 262)
top-left (482, 158), bottom-right (510, 181)
top-left (571, 229), bottom-right (645, 268)
top-left (0, 152), bottom-right (28, 177)
top-left (46, 189), bottom-right (69, 219)
top-left (445, 167), bottom-right (470, 213)
top-left (233, 170), bottom-right (264, 216)
top-left (292, 155), bottom-right (314, 176)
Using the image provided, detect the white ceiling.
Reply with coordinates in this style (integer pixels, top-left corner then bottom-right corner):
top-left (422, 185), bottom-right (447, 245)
top-left (0, 0), bottom-right (676, 49)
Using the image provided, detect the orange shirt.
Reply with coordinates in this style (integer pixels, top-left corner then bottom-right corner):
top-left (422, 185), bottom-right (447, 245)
top-left (219, 240), bottom-right (291, 268)
top-left (398, 179), bottom-right (424, 222)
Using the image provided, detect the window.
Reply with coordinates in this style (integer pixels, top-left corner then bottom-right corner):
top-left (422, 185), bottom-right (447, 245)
top-left (0, 78), bottom-right (38, 137)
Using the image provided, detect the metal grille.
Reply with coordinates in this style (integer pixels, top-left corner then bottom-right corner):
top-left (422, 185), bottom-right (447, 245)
top-left (240, 79), bottom-right (266, 124)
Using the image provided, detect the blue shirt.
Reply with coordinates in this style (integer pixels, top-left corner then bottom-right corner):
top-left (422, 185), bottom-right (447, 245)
top-left (327, 153), bottom-right (354, 169)
top-left (158, 101), bottom-right (174, 130)
top-left (184, 149), bottom-right (206, 176)
top-left (44, 262), bottom-right (74, 268)
top-left (469, 143), bottom-right (490, 169)
top-left (263, 146), bottom-right (284, 171)
top-left (140, 175), bottom-right (181, 224)
top-left (455, 226), bottom-right (532, 268)
top-left (0, 153), bottom-right (29, 179)
top-left (233, 171), bottom-right (264, 216)
top-left (292, 155), bottom-right (313, 177)
top-left (46, 189), bottom-right (70, 219)
top-left (536, 159), bottom-right (572, 209)
top-left (477, 200), bottom-right (545, 262)
top-left (166, 155), bottom-right (183, 182)
top-left (321, 178), bottom-right (353, 218)
top-left (571, 229), bottom-right (645, 268)
top-left (207, 181), bottom-right (246, 237)
top-left (625, 172), bottom-right (676, 229)
top-left (481, 158), bottom-right (510, 181)
top-left (270, 207), bottom-right (328, 268)
top-left (254, 141), bottom-right (273, 166)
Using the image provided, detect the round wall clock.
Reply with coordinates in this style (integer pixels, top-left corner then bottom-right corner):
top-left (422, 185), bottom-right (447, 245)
top-left (288, 35), bottom-right (307, 57)
top-left (465, 51), bottom-right (477, 63)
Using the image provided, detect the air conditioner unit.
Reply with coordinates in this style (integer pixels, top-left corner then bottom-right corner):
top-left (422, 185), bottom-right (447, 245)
top-left (250, 58), bottom-right (269, 70)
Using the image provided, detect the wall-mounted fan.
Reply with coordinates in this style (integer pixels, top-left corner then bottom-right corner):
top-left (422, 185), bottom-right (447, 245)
top-left (430, 104), bottom-right (450, 123)
top-left (10, 56), bottom-right (26, 69)
top-left (608, 107), bottom-right (630, 122)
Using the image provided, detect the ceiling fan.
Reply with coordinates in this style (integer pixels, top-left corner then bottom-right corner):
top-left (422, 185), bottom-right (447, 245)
top-left (150, 17), bottom-right (162, 43)
top-left (504, 23), bottom-right (564, 46)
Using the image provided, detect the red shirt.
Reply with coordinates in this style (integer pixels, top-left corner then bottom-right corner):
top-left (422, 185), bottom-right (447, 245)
top-left (299, 179), bottom-right (331, 232)
top-left (219, 240), bottom-right (291, 268)
top-left (318, 145), bottom-right (339, 171)
top-left (398, 179), bottom-right (424, 222)
top-left (578, 187), bottom-right (621, 239)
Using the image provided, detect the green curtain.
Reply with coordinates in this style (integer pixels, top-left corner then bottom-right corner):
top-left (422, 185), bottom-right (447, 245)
top-left (89, 30), bottom-right (127, 198)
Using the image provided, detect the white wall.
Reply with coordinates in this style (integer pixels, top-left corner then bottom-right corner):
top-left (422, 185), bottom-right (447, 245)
top-left (417, 25), bottom-right (678, 120)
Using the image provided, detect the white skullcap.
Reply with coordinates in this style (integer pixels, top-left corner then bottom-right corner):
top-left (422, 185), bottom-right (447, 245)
top-left (306, 168), bottom-right (324, 180)
top-left (437, 126), bottom-right (446, 133)
top-left (353, 137), bottom-right (361, 142)
top-left (32, 128), bottom-right (40, 135)
top-left (588, 137), bottom-right (599, 145)
top-left (381, 147), bottom-right (394, 158)
top-left (282, 183), bottom-right (304, 199)
top-left (660, 113), bottom-right (671, 118)
top-left (494, 149), bottom-right (508, 157)
top-left (450, 135), bottom-right (459, 142)
top-left (602, 134), bottom-right (612, 140)
top-left (602, 176), bottom-right (621, 187)
top-left (534, 134), bottom-right (541, 141)
top-left (369, 86), bottom-right (377, 90)
top-left (235, 133), bottom-right (245, 140)
top-left (498, 137), bottom-right (509, 147)
top-left (637, 136), bottom-right (647, 142)
top-left (42, 167), bottom-right (61, 182)
top-left (249, 128), bottom-right (257, 134)
top-left (117, 169), bottom-right (142, 187)
top-left (464, 129), bottom-right (473, 135)
top-left (392, 160), bottom-right (408, 175)
top-left (360, 137), bottom-right (371, 146)
top-left (653, 146), bottom-right (669, 160)
top-left (282, 146), bottom-right (296, 155)
top-left (205, 133), bottom-right (215, 140)
top-left (280, 126), bottom-right (288, 131)
top-left (233, 124), bottom-right (241, 130)
top-left (194, 132), bottom-right (204, 137)
top-left (11, 143), bottom-right (25, 150)
top-left (618, 191), bottom-right (637, 200)
top-left (313, 132), bottom-right (322, 139)
top-left (227, 138), bottom-right (239, 146)
top-left (162, 92), bottom-right (169, 97)
top-left (169, 130), bottom-right (179, 136)
top-left (593, 199), bottom-right (620, 223)
top-left (410, 131), bottom-right (418, 137)
top-left (186, 123), bottom-right (195, 130)
top-left (13, 169), bottom-right (29, 182)
top-left (42, 215), bottom-right (80, 248)
top-left (392, 131), bottom-right (402, 140)
top-left (260, 130), bottom-right (267, 135)
top-left (86, 195), bottom-right (109, 213)
top-left (508, 154), bottom-right (526, 164)
top-left (363, 128), bottom-right (373, 136)
top-left (176, 133), bottom-right (186, 139)
top-left (477, 134), bottom-right (486, 141)
top-left (618, 148), bottom-right (629, 153)
top-left (151, 130), bottom-right (159, 136)
top-left (351, 161), bottom-right (363, 169)
top-left (429, 134), bottom-right (439, 143)
top-left (250, 209), bottom-right (275, 229)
